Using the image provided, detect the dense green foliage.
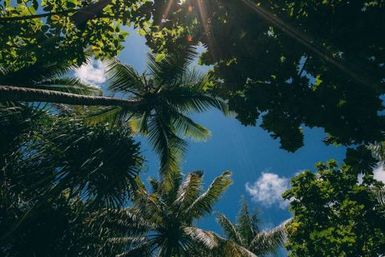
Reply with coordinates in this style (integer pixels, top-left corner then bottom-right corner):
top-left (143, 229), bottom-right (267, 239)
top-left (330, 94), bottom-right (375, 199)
top-left (283, 160), bottom-right (385, 257)
top-left (146, 0), bottom-right (385, 151)
top-left (0, 104), bottom-right (143, 256)
top-left (1, 0), bottom-right (385, 256)
top-left (0, 0), bottom-right (146, 70)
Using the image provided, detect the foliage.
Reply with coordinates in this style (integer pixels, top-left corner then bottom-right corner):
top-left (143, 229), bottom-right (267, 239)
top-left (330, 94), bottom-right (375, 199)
top-left (1, 104), bottom-right (143, 208)
top-left (217, 201), bottom-right (287, 256)
top-left (0, 103), bottom-right (144, 256)
top-left (96, 47), bottom-right (227, 173)
top-left (0, 193), bottom-right (112, 257)
top-left (283, 160), bottom-right (385, 257)
top-left (100, 169), bottom-right (258, 256)
top-left (144, 0), bottom-right (385, 152)
top-left (0, 0), bottom-right (153, 71)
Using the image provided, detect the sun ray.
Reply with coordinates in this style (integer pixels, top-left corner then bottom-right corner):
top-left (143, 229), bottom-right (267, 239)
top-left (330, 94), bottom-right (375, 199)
top-left (195, 0), bottom-right (217, 61)
top-left (160, 0), bottom-right (175, 25)
top-left (239, 0), bottom-right (371, 87)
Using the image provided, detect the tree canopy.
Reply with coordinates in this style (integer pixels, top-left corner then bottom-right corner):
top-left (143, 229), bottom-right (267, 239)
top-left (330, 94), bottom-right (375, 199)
top-left (145, 0), bottom-right (385, 151)
top-left (1, 0), bottom-right (385, 256)
top-left (283, 160), bottom-right (385, 257)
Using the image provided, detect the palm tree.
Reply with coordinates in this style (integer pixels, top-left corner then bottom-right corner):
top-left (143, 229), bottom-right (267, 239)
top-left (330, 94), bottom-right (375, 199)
top-left (2, 112), bottom-right (143, 208)
top-left (217, 201), bottom-right (289, 256)
top-left (0, 105), bottom-right (146, 248)
top-left (99, 169), bottom-right (256, 257)
top-left (0, 59), bottom-right (106, 99)
top-left (93, 47), bottom-right (227, 173)
top-left (1, 49), bottom-right (227, 173)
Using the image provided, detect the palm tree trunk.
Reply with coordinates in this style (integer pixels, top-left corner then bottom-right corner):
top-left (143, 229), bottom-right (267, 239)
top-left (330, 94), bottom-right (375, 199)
top-left (0, 85), bottom-right (139, 108)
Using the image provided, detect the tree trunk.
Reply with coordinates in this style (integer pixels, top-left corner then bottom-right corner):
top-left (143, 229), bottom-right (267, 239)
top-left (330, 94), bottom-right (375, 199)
top-left (0, 85), bottom-right (139, 108)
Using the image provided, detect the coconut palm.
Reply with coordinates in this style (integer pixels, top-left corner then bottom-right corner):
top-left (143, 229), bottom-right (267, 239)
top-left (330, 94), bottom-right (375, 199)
top-left (101, 169), bottom-right (257, 257)
top-left (2, 112), bottom-right (143, 208)
top-left (96, 47), bottom-right (227, 173)
top-left (0, 105), bottom-right (145, 250)
top-left (217, 202), bottom-right (288, 256)
top-left (1, 48), bottom-right (227, 173)
top-left (0, 60), bottom-right (108, 104)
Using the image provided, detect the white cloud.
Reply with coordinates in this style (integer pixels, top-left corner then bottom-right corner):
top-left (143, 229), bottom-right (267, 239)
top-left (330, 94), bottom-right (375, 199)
top-left (75, 59), bottom-right (107, 87)
top-left (373, 164), bottom-right (385, 183)
top-left (245, 172), bottom-right (289, 209)
top-left (358, 163), bottom-right (385, 184)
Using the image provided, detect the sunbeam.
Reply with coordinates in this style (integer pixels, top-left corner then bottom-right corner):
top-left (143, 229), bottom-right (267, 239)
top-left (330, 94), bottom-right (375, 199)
top-left (239, 0), bottom-right (371, 87)
top-left (160, 0), bottom-right (175, 24)
top-left (195, 0), bottom-right (217, 61)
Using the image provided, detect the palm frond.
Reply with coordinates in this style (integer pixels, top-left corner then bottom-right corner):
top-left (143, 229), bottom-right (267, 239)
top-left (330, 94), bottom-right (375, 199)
top-left (127, 112), bottom-right (150, 134)
top-left (186, 171), bottom-right (232, 219)
top-left (89, 207), bottom-right (152, 235)
top-left (147, 114), bottom-right (186, 175)
top-left (29, 119), bottom-right (143, 208)
top-left (166, 86), bottom-right (228, 114)
top-left (173, 171), bottom-right (204, 210)
top-left (184, 227), bottom-right (257, 257)
top-left (172, 112), bottom-right (211, 141)
top-left (85, 106), bottom-right (130, 126)
top-left (108, 236), bottom-right (147, 245)
top-left (220, 240), bottom-right (258, 257)
top-left (184, 226), bottom-right (220, 250)
top-left (237, 202), bottom-right (259, 245)
top-left (374, 187), bottom-right (385, 205)
top-left (249, 219), bottom-right (289, 256)
top-left (147, 46), bottom-right (197, 86)
top-left (217, 214), bottom-right (244, 245)
top-left (368, 142), bottom-right (385, 161)
top-left (0, 61), bottom-right (77, 86)
top-left (116, 241), bottom-right (153, 257)
top-left (106, 60), bottom-right (144, 95)
top-left (34, 77), bottom-right (102, 95)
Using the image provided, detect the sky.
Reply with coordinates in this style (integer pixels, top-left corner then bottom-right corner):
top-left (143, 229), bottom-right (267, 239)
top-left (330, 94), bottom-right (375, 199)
top-left (75, 27), bottom-right (348, 252)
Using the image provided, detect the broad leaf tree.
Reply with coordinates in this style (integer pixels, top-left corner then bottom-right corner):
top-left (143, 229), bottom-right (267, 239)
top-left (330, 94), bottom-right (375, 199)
top-left (144, 0), bottom-right (385, 152)
top-left (283, 160), bottom-right (385, 257)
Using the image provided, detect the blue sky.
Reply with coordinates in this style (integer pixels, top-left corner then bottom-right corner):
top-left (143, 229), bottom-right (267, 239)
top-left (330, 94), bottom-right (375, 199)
top-left (76, 27), bottom-right (346, 245)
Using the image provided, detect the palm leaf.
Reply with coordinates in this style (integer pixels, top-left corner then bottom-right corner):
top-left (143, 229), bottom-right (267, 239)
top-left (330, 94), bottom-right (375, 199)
top-left (368, 142), bottom-right (385, 161)
top-left (184, 226), bottom-right (220, 250)
top-left (217, 214), bottom-right (244, 245)
top-left (147, 46), bottom-right (197, 86)
top-left (220, 240), bottom-right (258, 257)
top-left (249, 219), bottom-right (289, 256)
top-left (173, 171), bottom-right (204, 211)
top-left (172, 111), bottom-right (211, 141)
top-left (106, 60), bottom-right (144, 95)
top-left (166, 86), bottom-right (228, 114)
top-left (34, 77), bottom-right (102, 95)
top-left (237, 202), bottom-right (259, 245)
top-left (184, 227), bottom-right (257, 257)
top-left (147, 114), bottom-right (186, 175)
top-left (186, 171), bottom-right (232, 219)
